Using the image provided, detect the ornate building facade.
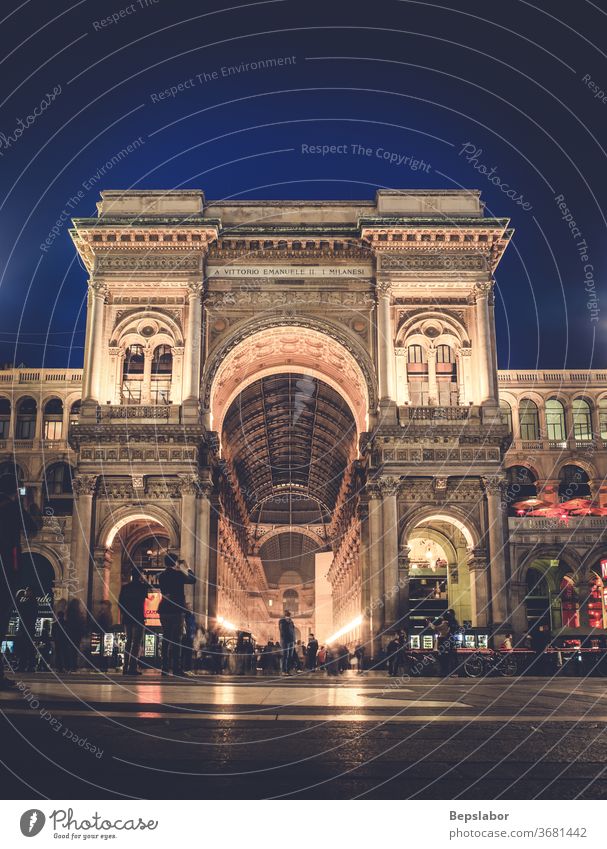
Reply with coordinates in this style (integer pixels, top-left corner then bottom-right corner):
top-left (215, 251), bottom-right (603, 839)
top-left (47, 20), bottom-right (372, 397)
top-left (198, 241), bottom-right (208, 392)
top-left (1, 189), bottom-right (606, 652)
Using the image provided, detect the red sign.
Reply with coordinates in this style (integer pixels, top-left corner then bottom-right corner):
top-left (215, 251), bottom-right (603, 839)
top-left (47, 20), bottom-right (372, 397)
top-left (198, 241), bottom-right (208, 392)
top-left (601, 559), bottom-right (607, 581)
top-left (144, 591), bottom-right (161, 626)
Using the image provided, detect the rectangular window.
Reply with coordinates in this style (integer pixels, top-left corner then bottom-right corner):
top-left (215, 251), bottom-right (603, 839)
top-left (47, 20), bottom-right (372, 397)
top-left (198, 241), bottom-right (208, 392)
top-left (151, 380), bottom-right (170, 405)
top-left (122, 380), bottom-right (142, 403)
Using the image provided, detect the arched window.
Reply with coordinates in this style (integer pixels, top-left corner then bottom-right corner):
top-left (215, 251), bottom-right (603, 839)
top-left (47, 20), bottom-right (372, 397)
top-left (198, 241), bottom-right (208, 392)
top-left (69, 400), bottom-right (81, 426)
top-left (122, 344), bottom-right (144, 403)
top-left (43, 463), bottom-right (74, 516)
top-left (435, 344), bottom-right (457, 406)
top-left (282, 588), bottom-right (299, 615)
top-left (15, 397), bottom-right (37, 440)
top-left (407, 345), bottom-right (428, 405)
top-left (558, 464), bottom-right (591, 500)
top-left (599, 399), bottom-right (607, 440)
top-left (151, 345), bottom-right (172, 404)
top-left (499, 400), bottom-right (512, 434)
top-left (436, 344), bottom-right (454, 363)
top-left (506, 465), bottom-right (537, 509)
top-left (518, 399), bottom-right (540, 441)
top-left (0, 397), bottom-right (11, 440)
top-left (407, 344), bottom-right (426, 365)
top-left (525, 567), bottom-right (550, 630)
top-left (572, 398), bottom-right (593, 441)
top-left (545, 398), bottom-right (566, 443)
top-left (43, 398), bottom-right (63, 441)
top-left (123, 344), bottom-right (144, 375)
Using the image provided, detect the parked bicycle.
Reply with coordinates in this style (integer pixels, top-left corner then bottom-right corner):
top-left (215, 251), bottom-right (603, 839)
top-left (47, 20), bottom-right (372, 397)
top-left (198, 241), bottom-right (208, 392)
top-left (463, 650), bottom-right (518, 678)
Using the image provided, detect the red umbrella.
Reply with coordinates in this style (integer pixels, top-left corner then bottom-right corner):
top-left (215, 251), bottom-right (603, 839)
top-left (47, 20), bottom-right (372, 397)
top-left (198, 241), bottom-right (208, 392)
top-left (559, 497), bottom-right (593, 510)
top-left (569, 505), bottom-right (607, 517)
top-left (527, 506), bottom-right (567, 517)
top-left (513, 497), bottom-right (550, 511)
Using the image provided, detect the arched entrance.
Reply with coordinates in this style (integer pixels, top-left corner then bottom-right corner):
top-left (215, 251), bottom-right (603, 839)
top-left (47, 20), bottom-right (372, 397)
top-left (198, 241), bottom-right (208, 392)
top-left (215, 368), bottom-right (359, 641)
top-left (404, 516), bottom-right (474, 629)
top-left (97, 512), bottom-right (177, 626)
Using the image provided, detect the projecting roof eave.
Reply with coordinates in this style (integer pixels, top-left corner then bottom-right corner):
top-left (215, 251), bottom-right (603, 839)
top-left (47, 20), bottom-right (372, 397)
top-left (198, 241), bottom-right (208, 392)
top-left (358, 216), bottom-right (511, 229)
top-left (70, 216), bottom-right (222, 228)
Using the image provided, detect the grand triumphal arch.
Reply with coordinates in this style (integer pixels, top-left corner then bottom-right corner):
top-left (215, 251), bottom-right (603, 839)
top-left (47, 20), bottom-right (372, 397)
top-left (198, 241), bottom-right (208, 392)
top-left (66, 188), bottom-right (513, 653)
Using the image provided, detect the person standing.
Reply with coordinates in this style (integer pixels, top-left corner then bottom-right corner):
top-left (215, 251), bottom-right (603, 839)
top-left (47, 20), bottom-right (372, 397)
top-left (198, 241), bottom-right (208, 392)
top-left (354, 643), bottom-right (365, 674)
top-left (386, 634), bottom-right (400, 677)
top-left (118, 569), bottom-right (149, 676)
top-left (307, 634), bottom-right (319, 671)
top-left (278, 609), bottom-right (296, 674)
top-left (158, 555), bottom-right (196, 677)
top-left (0, 477), bottom-right (41, 689)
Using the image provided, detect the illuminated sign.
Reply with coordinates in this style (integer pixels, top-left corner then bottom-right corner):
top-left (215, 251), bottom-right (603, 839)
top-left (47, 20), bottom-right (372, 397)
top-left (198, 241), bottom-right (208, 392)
top-left (144, 591), bottom-right (161, 626)
top-left (601, 559), bottom-right (607, 580)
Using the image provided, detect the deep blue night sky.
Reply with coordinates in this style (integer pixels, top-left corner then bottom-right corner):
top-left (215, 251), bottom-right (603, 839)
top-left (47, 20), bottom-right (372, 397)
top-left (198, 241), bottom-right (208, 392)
top-left (0, 0), bottom-right (605, 369)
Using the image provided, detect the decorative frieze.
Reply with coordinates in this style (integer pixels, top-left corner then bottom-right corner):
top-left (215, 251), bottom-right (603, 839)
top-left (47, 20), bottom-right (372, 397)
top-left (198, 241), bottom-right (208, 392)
top-left (379, 252), bottom-right (488, 272)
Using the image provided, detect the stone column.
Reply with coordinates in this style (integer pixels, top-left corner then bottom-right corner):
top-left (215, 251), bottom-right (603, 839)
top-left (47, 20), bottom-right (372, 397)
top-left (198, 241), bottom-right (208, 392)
top-left (459, 347), bottom-right (472, 405)
top-left (83, 281), bottom-right (107, 404)
top-left (367, 485), bottom-right (385, 655)
top-left (194, 477), bottom-right (213, 626)
top-left (108, 348), bottom-right (123, 405)
top-left (141, 346), bottom-right (153, 404)
top-left (537, 478), bottom-right (560, 505)
top-left (381, 477), bottom-right (400, 627)
top-left (179, 475), bottom-right (198, 605)
top-left (427, 347), bottom-right (438, 405)
top-left (467, 548), bottom-right (490, 627)
top-left (171, 346), bottom-right (184, 405)
top-left (394, 347), bottom-right (409, 405)
top-left (483, 475), bottom-right (509, 627)
top-left (376, 279), bottom-right (396, 411)
top-left (473, 281), bottom-right (497, 406)
top-left (357, 499), bottom-right (372, 653)
top-left (182, 281), bottom-right (203, 407)
top-left (69, 475), bottom-right (97, 607)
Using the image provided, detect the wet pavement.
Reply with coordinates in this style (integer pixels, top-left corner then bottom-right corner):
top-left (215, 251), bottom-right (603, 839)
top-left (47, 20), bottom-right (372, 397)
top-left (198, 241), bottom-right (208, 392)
top-left (2, 671), bottom-right (607, 799)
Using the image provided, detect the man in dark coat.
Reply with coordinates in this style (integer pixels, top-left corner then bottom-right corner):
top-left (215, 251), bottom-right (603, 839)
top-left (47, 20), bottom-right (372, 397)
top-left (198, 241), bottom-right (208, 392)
top-left (158, 554), bottom-right (196, 677)
top-left (278, 609), bottom-right (296, 674)
top-left (307, 634), bottom-right (319, 670)
top-left (118, 569), bottom-right (150, 675)
top-left (0, 476), bottom-right (41, 689)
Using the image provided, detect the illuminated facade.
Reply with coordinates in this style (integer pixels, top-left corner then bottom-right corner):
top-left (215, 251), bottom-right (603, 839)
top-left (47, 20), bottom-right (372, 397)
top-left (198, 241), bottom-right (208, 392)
top-left (1, 189), bottom-right (606, 651)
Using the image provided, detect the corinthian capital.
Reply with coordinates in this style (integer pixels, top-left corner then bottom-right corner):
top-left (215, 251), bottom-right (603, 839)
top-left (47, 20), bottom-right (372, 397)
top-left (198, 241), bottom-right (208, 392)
top-left (88, 279), bottom-right (108, 298)
top-left (178, 474), bottom-right (200, 496)
top-left (186, 280), bottom-right (204, 298)
top-left (376, 278), bottom-right (392, 296)
top-left (72, 474), bottom-right (98, 497)
top-left (378, 475), bottom-right (399, 496)
top-left (471, 280), bottom-right (494, 301)
top-left (482, 473), bottom-right (507, 496)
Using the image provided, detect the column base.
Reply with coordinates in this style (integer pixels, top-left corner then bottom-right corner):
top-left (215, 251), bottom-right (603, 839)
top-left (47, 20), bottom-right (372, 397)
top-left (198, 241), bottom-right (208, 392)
top-left (181, 398), bottom-right (201, 423)
top-left (378, 399), bottom-right (397, 425)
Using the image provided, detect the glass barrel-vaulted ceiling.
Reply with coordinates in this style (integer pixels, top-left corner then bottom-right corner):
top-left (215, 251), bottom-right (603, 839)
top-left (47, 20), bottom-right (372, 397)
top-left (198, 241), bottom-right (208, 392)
top-left (222, 373), bottom-right (357, 520)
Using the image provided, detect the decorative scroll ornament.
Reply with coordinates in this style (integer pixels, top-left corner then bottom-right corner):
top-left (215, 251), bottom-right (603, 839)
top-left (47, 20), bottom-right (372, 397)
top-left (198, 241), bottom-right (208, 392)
top-left (380, 252), bottom-right (488, 271)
